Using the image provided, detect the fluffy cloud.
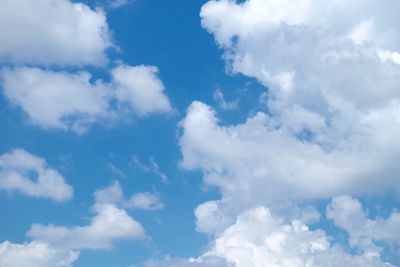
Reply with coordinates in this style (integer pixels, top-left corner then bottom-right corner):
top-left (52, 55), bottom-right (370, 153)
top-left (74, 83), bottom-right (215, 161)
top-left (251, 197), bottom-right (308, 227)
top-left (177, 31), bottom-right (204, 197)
top-left (0, 148), bottom-right (73, 202)
top-left (179, 2), bottom-right (400, 262)
top-left (0, 0), bottom-right (111, 66)
top-left (147, 206), bottom-right (395, 267)
top-left (205, 206), bottom-right (393, 267)
top-left (113, 65), bottom-right (173, 116)
top-left (0, 183), bottom-right (148, 266)
top-left (177, 0), bottom-right (400, 229)
top-left (179, 101), bottom-right (400, 216)
top-left (0, 65), bottom-right (172, 133)
top-left (327, 196), bottom-right (400, 256)
top-left (27, 193), bottom-right (146, 250)
top-left (0, 241), bottom-right (78, 267)
top-left (95, 181), bottom-right (164, 211)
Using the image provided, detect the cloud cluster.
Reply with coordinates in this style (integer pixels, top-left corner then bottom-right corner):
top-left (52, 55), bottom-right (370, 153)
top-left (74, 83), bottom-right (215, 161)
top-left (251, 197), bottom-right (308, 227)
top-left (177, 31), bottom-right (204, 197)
top-left (192, 0), bottom-right (400, 203)
top-left (0, 0), bottom-right (173, 134)
top-left (0, 0), bottom-right (111, 66)
top-left (152, 200), bottom-right (397, 267)
top-left (176, 0), bottom-right (400, 224)
top-left (0, 149), bottom-right (73, 202)
top-left (0, 182), bottom-right (151, 266)
top-left (167, 1), bottom-right (400, 266)
top-left (0, 65), bottom-right (172, 133)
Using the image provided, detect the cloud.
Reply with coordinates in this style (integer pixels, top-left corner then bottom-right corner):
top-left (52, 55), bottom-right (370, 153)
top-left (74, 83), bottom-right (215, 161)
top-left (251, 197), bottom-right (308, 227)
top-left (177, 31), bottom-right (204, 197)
top-left (109, 0), bottom-right (129, 9)
top-left (143, 256), bottom-right (230, 267)
top-left (27, 184), bottom-right (146, 250)
top-left (94, 180), bottom-right (125, 205)
top-left (205, 206), bottom-right (393, 267)
top-left (125, 192), bottom-right (164, 211)
top-left (0, 241), bottom-right (78, 267)
top-left (179, 101), bottom-right (400, 213)
top-left (113, 65), bottom-right (173, 116)
top-left (170, 1), bottom-right (400, 265)
top-left (146, 206), bottom-right (394, 267)
top-left (327, 196), bottom-right (400, 256)
top-left (196, 0), bottom-right (400, 203)
top-left (0, 148), bottom-right (73, 202)
top-left (0, 0), bottom-right (111, 66)
top-left (131, 156), bottom-right (168, 183)
top-left (0, 65), bottom-right (173, 133)
top-left (95, 181), bottom-right (164, 211)
top-left (213, 89), bottom-right (239, 110)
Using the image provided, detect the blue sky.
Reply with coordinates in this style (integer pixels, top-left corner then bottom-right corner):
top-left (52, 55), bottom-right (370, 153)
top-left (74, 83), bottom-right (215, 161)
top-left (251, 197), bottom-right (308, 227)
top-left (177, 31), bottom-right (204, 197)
top-left (0, 0), bottom-right (400, 267)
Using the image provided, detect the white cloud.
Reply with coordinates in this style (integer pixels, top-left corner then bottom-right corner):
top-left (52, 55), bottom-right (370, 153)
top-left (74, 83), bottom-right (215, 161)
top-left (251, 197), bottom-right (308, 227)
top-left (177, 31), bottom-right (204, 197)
top-left (27, 186), bottom-right (146, 250)
top-left (113, 65), bottom-right (173, 116)
top-left (213, 89), bottom-right (239, 110)
top-left (194, 200), bottom-right (232, 235)
top-left (125, 192), bottom-right (164, 211)
top-left (95, 180), bottom-right (164, 211)
top-left (0, 65), bottom-right (173, 133)
top-left (0, 67), bottom-right (110, 132)
top-left (0, 148), bottom-right (73, 202)
top-left (177, 0), bottom-right (400, 224)
top-left (200, 0), bottom-right (400, 120)
top-left (179, 101), bottom-right (400, 214)
top-left (327, 196), bottom-right (400, 256)
top-left (168, 1), bottom-right (400, 266)
top-left (0, 241), bottom-right (78, 267)
top-left (94, 180), bottom-right (125, 205)
top-left (0, 0), bottom-right (111, 66)
top-left (205, 206), bottom-right (393, 267)
top-left (147, 206), bottom-right (394, 267)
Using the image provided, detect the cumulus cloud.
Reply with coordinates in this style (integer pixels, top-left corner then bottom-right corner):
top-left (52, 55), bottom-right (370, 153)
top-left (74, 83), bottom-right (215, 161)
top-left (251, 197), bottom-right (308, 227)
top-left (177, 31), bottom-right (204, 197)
top-left (0, 148), bottom-right (73, 202)
top-left (147, 206), bottom-right (395, 267)
top-left (0, 0), bottom-right (111, 66)
top-left (172, 3), bottom-right (400, 264)
top-left (0, 241), bottom-right (78, 267)
top-left (0, 65), bottom-right (172, 133)
top-left (27, 183), bottom-right (147, 250)
top-left (327, 196), bottom-right (400, 256)
top-left (205, 206), bottom-right (393, 267)
top-left (179, 101), bottom-right (400, 214)
top-left (27, 203), bottom-right (145, 250)
top-left (176, 0), bottom-right (400, 226)
top-left (113, 65), bottom-right (173, 116)
top-left (95, 180), bottom-right (164, 211)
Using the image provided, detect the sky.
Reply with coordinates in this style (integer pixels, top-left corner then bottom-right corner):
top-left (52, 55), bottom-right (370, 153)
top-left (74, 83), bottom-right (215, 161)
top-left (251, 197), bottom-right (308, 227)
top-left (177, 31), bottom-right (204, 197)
top-left (0, 0), bottom-right (399, 266)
